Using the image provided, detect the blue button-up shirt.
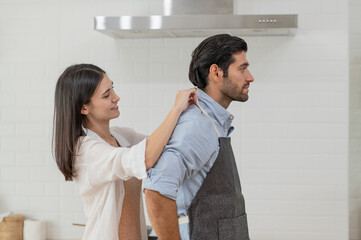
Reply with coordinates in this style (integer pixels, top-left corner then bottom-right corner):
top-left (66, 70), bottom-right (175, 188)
top-left (144, 89), bottom-right (234, 239)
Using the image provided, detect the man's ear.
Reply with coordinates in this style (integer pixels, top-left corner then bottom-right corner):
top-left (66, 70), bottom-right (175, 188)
top-left (81, 105), bottom-right (89, 115)
top-left (209, 64), bottom-right (223, 83)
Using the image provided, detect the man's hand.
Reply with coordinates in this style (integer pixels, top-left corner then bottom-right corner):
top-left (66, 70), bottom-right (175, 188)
top-left (145, 189), bottom-right (181, 240)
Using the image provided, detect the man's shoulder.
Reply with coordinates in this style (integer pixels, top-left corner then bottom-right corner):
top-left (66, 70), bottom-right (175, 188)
top-left (178, 103), bottom-right (215, 127)
top-left (171, 104), bottom-right (218, 143)
top-left (177, 105), bottom-right (208, 129)
top-left (179, 104), bottom-right (203, 121)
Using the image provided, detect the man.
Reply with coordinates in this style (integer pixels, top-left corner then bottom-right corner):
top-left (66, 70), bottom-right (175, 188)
top-left (144, 34), bottom-right (254, 240)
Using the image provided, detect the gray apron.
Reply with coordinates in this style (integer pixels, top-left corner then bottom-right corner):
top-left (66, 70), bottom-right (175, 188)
top-left (187, 103), bottom-right (249, 240)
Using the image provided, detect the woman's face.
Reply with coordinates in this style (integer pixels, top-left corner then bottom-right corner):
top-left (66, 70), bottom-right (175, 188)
top-left (81, 74), bottom-right (120, 124)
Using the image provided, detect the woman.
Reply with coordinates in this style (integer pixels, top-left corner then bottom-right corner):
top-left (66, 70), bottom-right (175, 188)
top-left (53, 64), bottom-right (197, 240)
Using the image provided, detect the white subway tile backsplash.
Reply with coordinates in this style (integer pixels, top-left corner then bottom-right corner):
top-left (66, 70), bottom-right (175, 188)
top-left (0, 92), bottom-right (16, 108)
top-left (249, 200), bottom-right (344, 216)
top-left (45, 183), bottom-right (60, 196)
top-left (1, 167), bottom-right (30, 181)
top-left (29, 136), bottom-right (52, 152)
top-left (304, 14), bottom-right (348, 30)
top-left (0, 45), bottom-right (31, 63)
top-left (0, 123), bottom-right (16, 136)
top-left (321, 0), bottom-right (347, 14)
top-left (1, 136), bottom-right (31, 153)
top-left (16, 182), bottom-right (45, 196)
top-left (31, 197), bottom-right (59, 212)
top-left (234, 0), bottom-right (259, 14)
top-left (243, 107), bottom-right (347, 123)
top-left (131, 1), bottom-right (152, 15)
top-left (0, 197), bottom-right (31, 212)
top-left (269, 231), bottom-right (345, 240)
top-left (288, 0), bottom-right (322, 14)
top-left (244, 185), bottom-right (336, 201)
top-left (164, 63), bottom-right (187, 78)
top-left (1, 107), bottom-right (31, 123)
top-left (246, 123), bottom-right (347, 139)
top-left (60, 182), bottom-right (77, 197)
top-left (244, 169), bottom-right (346, 185)
top-left (120, 47), bottom-right (150, 64)
top-left (0, 182), bottom-right (16, 196)
top-left (59, 197), bottom-right (83, 213)
top-left (15, 123), bottom-right (45, 136)
top-left (30, 166), bottom-right (61, 182)
top-left (134, 63), bottom-right (150, 78)
top-left (30, 107), bottom-right (53, 122)
top-left (0, 152), bottom-right (16, 166)
top-left (16, 152), bottom-right (45, 166)
top-left (59, 213), bottom-right (76, 227)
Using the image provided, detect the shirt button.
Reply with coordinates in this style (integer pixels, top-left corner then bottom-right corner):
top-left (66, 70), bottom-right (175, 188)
top-left (221, 120), bottom-right (224, 124)
top-left (224, 129), bottom-right (227, 132)
top-left (229, 115), bottom-right (234, 120)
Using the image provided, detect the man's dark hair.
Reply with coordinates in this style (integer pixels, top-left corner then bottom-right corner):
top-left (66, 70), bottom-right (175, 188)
top-left (188, 34), bottom-right (248, 89)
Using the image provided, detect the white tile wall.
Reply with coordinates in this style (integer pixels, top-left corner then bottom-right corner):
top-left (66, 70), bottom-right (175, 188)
top-left (349, 0), bottom-right (361, 239)
top-left (0, 0), bottom-right (349, 239)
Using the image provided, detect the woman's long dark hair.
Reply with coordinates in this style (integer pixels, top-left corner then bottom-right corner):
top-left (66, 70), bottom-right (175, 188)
top-left (53, 64), bottom-right (105, 181)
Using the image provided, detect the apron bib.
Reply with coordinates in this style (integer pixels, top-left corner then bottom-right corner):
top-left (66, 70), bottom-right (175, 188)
top-left (186, 102), bottom-right (249, 240)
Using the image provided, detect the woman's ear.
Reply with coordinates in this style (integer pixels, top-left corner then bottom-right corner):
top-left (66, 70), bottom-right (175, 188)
top-left (81, 105), bottom-right (89, 115)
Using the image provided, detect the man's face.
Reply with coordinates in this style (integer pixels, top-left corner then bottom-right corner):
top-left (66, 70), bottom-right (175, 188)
top-left (221, 51), bottom-right (254, 102)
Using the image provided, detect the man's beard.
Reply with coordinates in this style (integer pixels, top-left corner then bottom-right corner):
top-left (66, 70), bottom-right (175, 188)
top-left (222, 77), bottom-right (249, 102)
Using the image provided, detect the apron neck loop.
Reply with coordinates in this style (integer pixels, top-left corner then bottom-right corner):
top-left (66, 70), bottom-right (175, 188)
top-left (195, 102), bottom-right (222, 138)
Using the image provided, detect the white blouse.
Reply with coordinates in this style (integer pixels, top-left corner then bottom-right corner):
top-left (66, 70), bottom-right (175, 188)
top-left (74, 126), bottom-right (148, 240)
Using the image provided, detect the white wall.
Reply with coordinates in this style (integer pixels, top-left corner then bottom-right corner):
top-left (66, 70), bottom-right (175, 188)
top-left (349, 0), bottom-right (361, 239)
top-left (0, 0), bottom-right (349, 239)
top-left (237, 0), bottom-right (349, 239)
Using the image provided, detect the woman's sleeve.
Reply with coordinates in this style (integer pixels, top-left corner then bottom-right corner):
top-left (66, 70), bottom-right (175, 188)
top-left (80, 138), bottom-right (147, 187)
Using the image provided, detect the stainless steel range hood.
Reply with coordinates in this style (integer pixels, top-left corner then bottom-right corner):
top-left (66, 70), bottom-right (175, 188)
top-left (94, 0), bottom-right (298, 38)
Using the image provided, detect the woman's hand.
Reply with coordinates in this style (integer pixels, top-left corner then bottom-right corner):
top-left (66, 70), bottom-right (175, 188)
top-left (173, 87), bottom-right (198, 113)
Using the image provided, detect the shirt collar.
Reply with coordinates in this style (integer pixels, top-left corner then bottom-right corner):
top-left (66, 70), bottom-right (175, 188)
top-left (197, 89), bottom-right (234, 135)
top-left (82, 126), bottom-right (106, 143)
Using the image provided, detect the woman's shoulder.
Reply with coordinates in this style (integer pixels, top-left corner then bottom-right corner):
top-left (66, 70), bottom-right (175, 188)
top-left (75, 135), bottom-right (103, 154)
top-left (77, 135), bottom-right (103, 144)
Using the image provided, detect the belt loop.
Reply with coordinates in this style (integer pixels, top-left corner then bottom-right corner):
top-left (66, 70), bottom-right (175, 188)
top-left (178, 216), bottom-right (189, 225)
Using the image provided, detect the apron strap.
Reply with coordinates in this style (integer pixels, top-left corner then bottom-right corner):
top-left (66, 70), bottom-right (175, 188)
top-left (195, 101), bottom-right (221, 138)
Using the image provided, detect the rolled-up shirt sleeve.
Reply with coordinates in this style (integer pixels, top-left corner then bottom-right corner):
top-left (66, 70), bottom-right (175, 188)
top-left (144, 117), bottom-right (218, 201)
top-left (78, 137), bottom-right (147, 187)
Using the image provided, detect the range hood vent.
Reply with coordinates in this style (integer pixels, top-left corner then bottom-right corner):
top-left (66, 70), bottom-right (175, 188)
top-left (94, 0), bottom-right (298, 38)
